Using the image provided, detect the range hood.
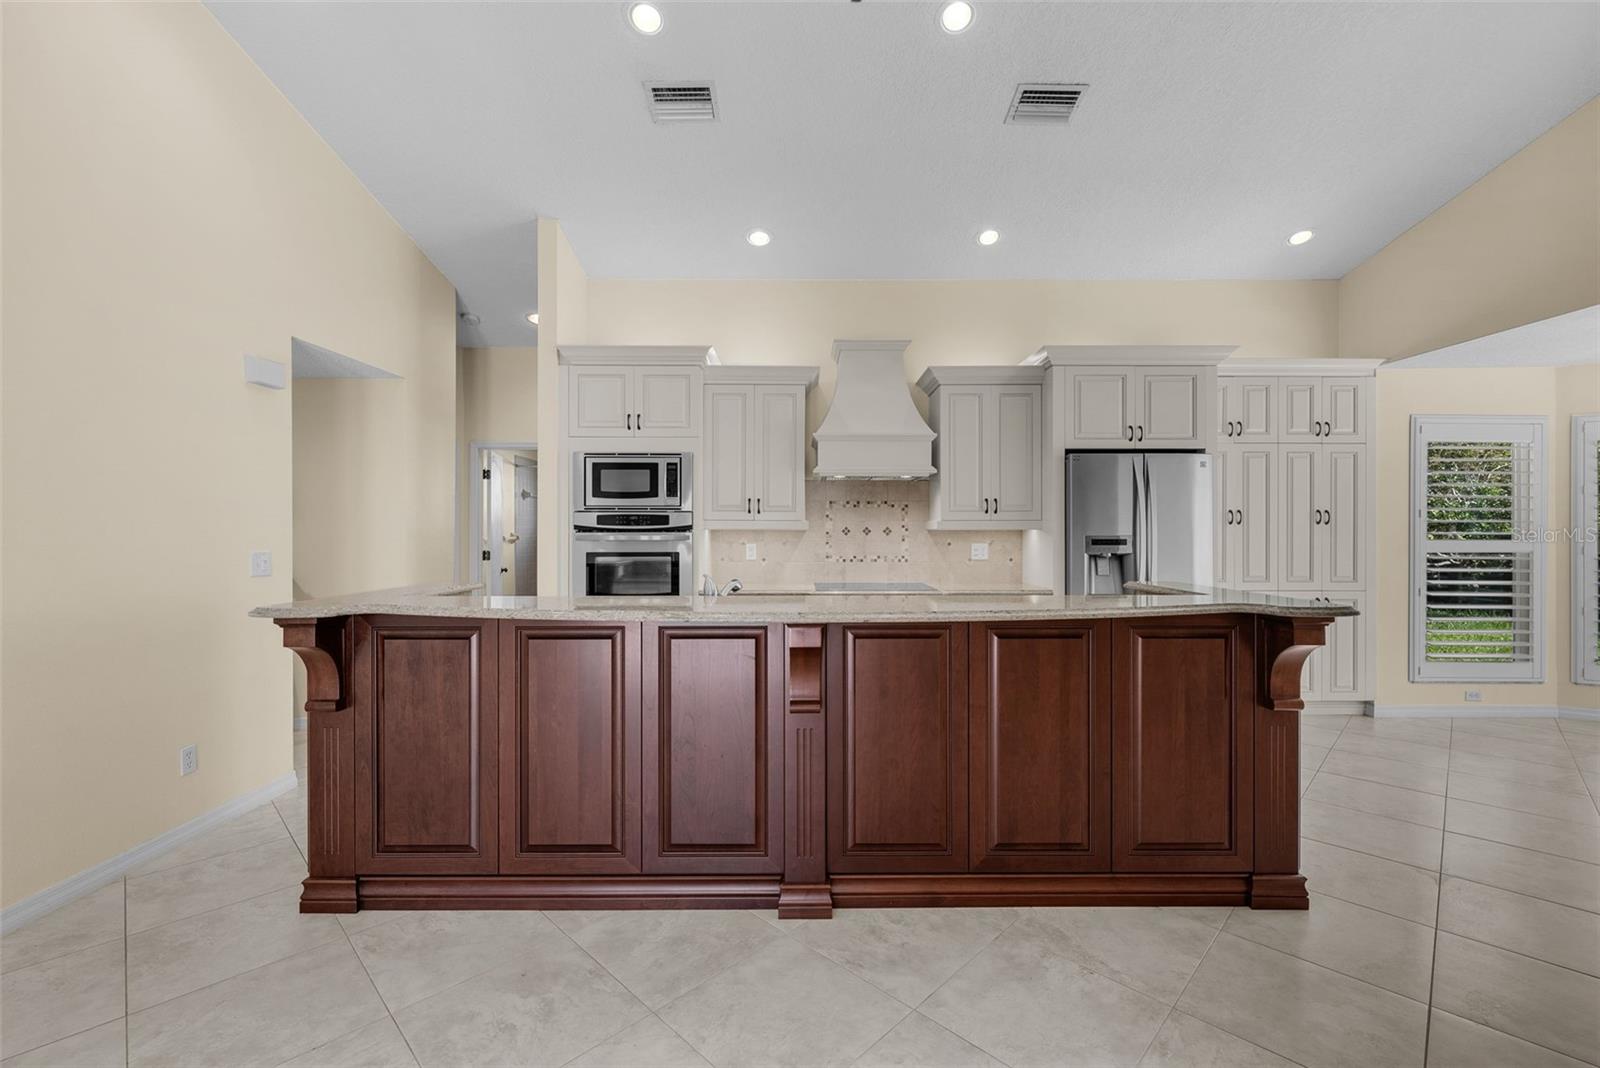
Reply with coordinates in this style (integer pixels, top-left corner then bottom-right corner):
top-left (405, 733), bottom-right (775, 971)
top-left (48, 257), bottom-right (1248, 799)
top-left (812, 339), bottom-right (935, 480)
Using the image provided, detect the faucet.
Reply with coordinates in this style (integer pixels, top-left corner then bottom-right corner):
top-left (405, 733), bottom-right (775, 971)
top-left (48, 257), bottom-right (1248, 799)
top-left (700, 575), bottom-right (744, 597)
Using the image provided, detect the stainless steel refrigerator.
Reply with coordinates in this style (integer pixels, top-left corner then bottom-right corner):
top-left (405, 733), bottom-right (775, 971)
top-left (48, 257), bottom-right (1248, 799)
top-left (1065, 451), bottom-right (1213, 594)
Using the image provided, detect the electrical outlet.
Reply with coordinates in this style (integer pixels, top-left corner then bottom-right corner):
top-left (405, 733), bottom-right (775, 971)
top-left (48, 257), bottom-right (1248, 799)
top-left (1464, 689), bottom-right (1483, 703)
top-left (179, 745), bottom-right (198, 776)
top-left (969, 541), bottom-right (989, 561)
top-left (745, 542), bottom-right (759, 561)
top-left (249, 551), bottom-right (273, 578)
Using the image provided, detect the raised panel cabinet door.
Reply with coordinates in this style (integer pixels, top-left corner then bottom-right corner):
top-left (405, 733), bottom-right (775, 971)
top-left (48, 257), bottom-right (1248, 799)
top-left (1067, 370), bottom-right (1134, 447)
top-left (755, 385), bottom-right (805, 521)
top-left (1217, 380), bottom-right (1232, 439)
top-left (1277, 444), bottom-right (1320, 589)
top-left (635, 367), bottom-right (700, 436)
top-left (1138, 370), bottom-right (1204, 446)
top-left (992, 385), bottom-right (1044, 522)
top-left (642, 625), bottom-right (783, 873)
top-left (1112, 617), bottom-right (1252, 871)
top-left (1237, 446), bottom-right (1277, 588)
top-left (1278, 378), bottom-right (1320, 441)
top-left (568, 367), bottom-right (632, 438)
top-left (1321, 593), bottom-right (1368, 700)
top-left (1321, 379), bottom-right (1367, 443)
top-left (1214, 448), bottom-right (1237, 587)
top-left (940, 387), bottom-right (989, 519)
top-left (353, 617), bottom-right (497, 874)
top-left (970, 621), bottom-right (1112, 872)
top-left (1320, 445), bottom-right (1365, 590)
top-left (827, 623), bottom-right (969, 872)
top-left (703, 385), bottom-right (754, 521)
top-left (1234, 377), bottom-right (1277, 442)
top-left (498, 622), bottom-right (641, 875)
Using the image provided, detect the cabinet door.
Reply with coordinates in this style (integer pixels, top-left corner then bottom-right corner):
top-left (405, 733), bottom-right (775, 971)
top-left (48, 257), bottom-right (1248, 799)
top-left (568, 367), bottom-right (633, 438)
top-left (1137, 370), bottom-right (1206, 447)
top-left (1321, 593), bottom-right (1368, 701)
top-left (1278, 444), bottom-right (1320, 589)
top-left (1236, 446), bottom-right (1277, 588)
top-left (353, 617), bottom-right (497, 874)
top-left (1278, 378), bottom-right (1320, 441)
top-left (970, 622), bottom-right (1111, 872)
top-left (1233, 377), bottom-right (1276, 442)
top-left (1066, 370), bottom-right (1135, 447)
top-left (499, 622), bottom-right (640, 875)
top-left (1321, 444), bottom-right (1366, 589)
top-left (1214, 448), bottom-right (1237, 588)
top-left (939, 387), bottom-right (990, 519)
top-left (1217, 380), bottom-right (1232, 439)
top-left (1112, 617), bottom-right (1252, 871)
top-left (754, 385), bottom-right (805, 521)
top-left (635, 367), bottom-right (699, 437)
top-left (991, 385), bottom-right (1043, 522)
top-left (703, 385), bottom-right (754, 522)
top-left (1322, 379), bottom-right (1368, 444)
top-left (642, 625), bottom-right (783, 874)
top-left (827, 623), bottom-right (968, 873)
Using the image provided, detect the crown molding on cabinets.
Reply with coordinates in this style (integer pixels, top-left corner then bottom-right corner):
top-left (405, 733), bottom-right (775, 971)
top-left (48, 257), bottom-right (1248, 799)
top-left (1025, 345), bottom-right (1236, 368)
top-left (559, 345), bottom-right (719, 366)
top-left (1220, 358), bottom-right (1384, 377)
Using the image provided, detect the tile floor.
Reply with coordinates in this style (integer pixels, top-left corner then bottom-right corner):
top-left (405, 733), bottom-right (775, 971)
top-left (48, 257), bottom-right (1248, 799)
top-left (4, 716), bottom-right (1599, 1067)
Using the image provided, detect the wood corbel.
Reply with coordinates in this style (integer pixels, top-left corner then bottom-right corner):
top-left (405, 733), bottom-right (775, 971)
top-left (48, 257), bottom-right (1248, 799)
top-left (277, 617), bottom-right (348, 713)
top-left (1260, 615), bottom-right (1332, 714)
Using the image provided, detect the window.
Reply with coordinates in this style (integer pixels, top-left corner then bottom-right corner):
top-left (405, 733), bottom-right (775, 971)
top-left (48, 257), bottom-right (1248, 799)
top-left (1575, 415), bottom-right (1600, 686)
top-left (1410, 416), bottom-right (1547, 683)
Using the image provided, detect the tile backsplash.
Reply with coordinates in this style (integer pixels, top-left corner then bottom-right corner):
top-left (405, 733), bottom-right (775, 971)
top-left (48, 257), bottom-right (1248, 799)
top-left (705, 480), bottom-right (1026, 590)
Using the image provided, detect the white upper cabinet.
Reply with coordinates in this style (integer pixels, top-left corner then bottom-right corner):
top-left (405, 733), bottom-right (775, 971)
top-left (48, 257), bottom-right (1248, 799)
top-left (1218, 376), bottom-right (1276, 443)
top-left (569, 366), bottom-right (633, 437)
top-left (1066, 370), bottom-right (1134, 446)
top-left (1061, 366), bottom-right (1214, 449)
top-left (635, 368), bottom-right (698, 436)
top-left (919, 368), bottom-right (1044, 529)
top-left (700, 368), bottom-right (817, 528)
top-left (1280, 376), bottom-right (1368, 443)
top-left (560, 347), bottom-right (712, 441)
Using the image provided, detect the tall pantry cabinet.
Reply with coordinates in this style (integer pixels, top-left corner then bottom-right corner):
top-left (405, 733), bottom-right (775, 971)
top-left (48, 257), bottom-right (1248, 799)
top-left (1215, 360), bottom-right (1381, 711)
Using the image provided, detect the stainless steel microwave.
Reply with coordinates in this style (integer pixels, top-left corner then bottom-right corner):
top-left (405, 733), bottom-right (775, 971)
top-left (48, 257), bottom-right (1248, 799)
top-left (577, 453), bottom-right (691, 511)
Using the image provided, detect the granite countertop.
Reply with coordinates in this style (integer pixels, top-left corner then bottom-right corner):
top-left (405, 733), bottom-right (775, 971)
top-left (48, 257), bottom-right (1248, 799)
top-left (252, 582), bottom-right (1357, 622)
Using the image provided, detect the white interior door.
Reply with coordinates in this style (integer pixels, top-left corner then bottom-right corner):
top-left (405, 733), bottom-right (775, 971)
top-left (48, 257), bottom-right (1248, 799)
top-left (485, 452), bottom-right (508, 595)
top-left (512, 457), bottom-right (538, 596)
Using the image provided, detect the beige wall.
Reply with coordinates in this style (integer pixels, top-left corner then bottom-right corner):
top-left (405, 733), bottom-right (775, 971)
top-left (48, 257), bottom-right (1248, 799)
top-left (535, 221), bottom-right (590, 595)
top-left (1340, 99), bottom-right (1600, 361)
top-left (1, 3), bottom-right (456, 907)
top-left (456, 347), bottom-right (538, 579)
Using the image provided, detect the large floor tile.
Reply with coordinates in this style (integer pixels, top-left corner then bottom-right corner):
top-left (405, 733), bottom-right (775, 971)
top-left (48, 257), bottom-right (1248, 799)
top-left (1450, 717), bottom-right (1564, 745)
top-left (0, 939), bottom-right (125, 1060)
top-left (1448, 751), bottom-right (1591, 794)
top-left (657, 938), bottom-right (909, 1068)
top-left (853, 1012), bottom-right (1000, 1068)
top-left (1430, 931), bottom-right (1600, 1064)
top-left (1299, 838), bottom-right (1440, 925)
top-left (1437, 877), bottom-right (1600, 978)
top-left (1302, 744), bottom-right (1331, 775)
top-left (1319, 750), bottom-right (1448, 795)
top-left (1019, 908), bottom-right (1218, 1005)
top-left (394, 939), bottom-right (648, 1068)
top-left (129, 940), bottom-right (385, 1068)
top-left (1158, 907), bottom-right (1233, 930)
top-left (1446, 772), bottom-right (1600, 825)
top-left (127, 804), bottom-right (290, 878)
top-left (1445, 798), bottom-right (1600, 864)
top-left (125, 838), bottom-right (305, 934)
top-left (1305, 772), bottom-right (1446, 828)
top-left (0, 1019), bottom-right (126, 1068)
top-left (1333, 732), bottom-right (1450, 769)
top-left (1222, 892), bottom-right (1434, 1000)
top-left (565, 1016), bottom-right (710, 1068)
top-left (1, 881), bottom-right (123, 975)
top-left (1175, 933), bottom-right (1427, 1068)
top-left (779, 907), bottom-right (1015, 1006)
top-left (1137, 1011), bottom-right (1295, 1068)
top-left (1341, 718), bottom-right (1452, 746)
top-left (561, 908), bottom-right (785, 1009)
top-left (349, 909), bottom-right (563, 1011)
top-left (278, 1016), bottom-right (419, 1068)
top-left (1301, 799), bottom-right (1444, 870)
top-left (919, 922), bottom-right (1170, 1067)
top-left (128, 885), bottom-right (343, 1011)
top-left (1425, 1009), bottom-right (1592, 1068)
top-left (1301, 723), bottom-right (1345, 749)
top-left (1450, 732), bottom-right (1577, 769)
top-left (1442, 833), bottom-right (1600, 913)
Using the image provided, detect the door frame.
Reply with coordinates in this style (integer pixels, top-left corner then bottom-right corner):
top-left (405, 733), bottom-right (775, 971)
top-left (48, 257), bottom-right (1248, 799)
top-left (465, 441), bottom-right (539, 590)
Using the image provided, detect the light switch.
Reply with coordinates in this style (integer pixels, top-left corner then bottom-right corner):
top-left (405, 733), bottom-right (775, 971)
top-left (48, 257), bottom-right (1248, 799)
top-left (969, 542), bottom-right (989, 561)
top-left (250, 551), bottom-right (273, 577)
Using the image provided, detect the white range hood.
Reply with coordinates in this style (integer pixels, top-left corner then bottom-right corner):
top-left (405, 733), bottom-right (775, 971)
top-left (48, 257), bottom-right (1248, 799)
top-left (811, 339), bottom-right (935, 480)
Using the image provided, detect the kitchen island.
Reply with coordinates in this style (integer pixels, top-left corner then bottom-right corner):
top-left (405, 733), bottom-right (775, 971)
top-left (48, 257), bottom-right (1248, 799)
top-left (254, 586), bottom-right (1348, 918)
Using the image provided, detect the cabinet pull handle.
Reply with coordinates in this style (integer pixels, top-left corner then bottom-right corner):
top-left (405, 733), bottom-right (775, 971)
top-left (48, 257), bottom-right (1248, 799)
top-left (1225, 422), bottom-right (1233, 438)
top-left (637, 412), bottom-right (644, 429)
top-left (1236, 421), bottom-right (1243, 436)
top-left (746, 498), bottom-right (752, 514)
top-left (1323, 420), bottom-right (1331, 436)
top-left (990, 497), bottom-right (998, 514)
top-left (1136, 425), bottom-right (1144, 442)
top-left (626, 414), bottom-right (632, 430)
top-left (756, 498), bottom-right (762, 514)
top-left (982, 498), bottom-right (989, 515)
top-left (1126, 425), bottom-right (1134, 441)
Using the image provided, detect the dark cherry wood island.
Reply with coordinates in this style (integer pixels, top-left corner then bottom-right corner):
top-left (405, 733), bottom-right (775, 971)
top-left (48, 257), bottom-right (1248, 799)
top-left (255, 586), bottom-right (1346, 919)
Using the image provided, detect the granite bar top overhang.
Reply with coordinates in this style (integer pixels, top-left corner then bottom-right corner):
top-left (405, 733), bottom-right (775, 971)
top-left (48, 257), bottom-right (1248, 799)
top-left (252, 582), bottom-right (1356, 623)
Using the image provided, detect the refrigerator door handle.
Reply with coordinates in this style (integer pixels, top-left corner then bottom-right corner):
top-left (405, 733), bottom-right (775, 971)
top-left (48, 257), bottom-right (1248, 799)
top-left (1143, 455), bottom-right (1157, 583)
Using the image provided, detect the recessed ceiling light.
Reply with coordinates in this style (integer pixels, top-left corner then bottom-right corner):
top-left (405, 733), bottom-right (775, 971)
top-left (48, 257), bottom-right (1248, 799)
top-left (627, 2), bottom-right (663, 35)
top-left (458, 312), bottom-right (480, 327)
top-left (940, 1), bottom-right (974, 34)
top-left (977, 228), bottom-right (1000, 246)
top-left (1287, 230), bottom-right (1315, 246)
top-left (746, 229), bottom-right (771, 247)
top-left (526, 312), bottom-right (540, 325)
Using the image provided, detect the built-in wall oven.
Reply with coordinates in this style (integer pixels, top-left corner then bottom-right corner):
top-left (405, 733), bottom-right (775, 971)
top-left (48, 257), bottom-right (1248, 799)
top-left (578, 453), bottom-right (691, 511)
top-left (571, 510), bottom-right (694, 598)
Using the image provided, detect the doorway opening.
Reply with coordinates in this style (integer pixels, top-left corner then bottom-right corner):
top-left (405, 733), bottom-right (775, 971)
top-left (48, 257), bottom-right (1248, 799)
top-left (470, 444), bottom-right (538, 595)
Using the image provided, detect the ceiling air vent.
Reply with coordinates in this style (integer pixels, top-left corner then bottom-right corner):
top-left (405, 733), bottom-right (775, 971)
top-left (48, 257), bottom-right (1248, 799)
top-left (1005, 83), bottom-right (1087, 125)
top-left (645, 82), bottom-right (717, 123)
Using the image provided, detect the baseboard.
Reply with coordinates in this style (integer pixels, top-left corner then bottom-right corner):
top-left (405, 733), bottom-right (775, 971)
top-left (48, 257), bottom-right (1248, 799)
top-left (293, 717), bottom-right (307, 731)
top-left (1304, 701), bottom-right (1371, 716)
top-left (1374, 704), bottom-right (1599, 720)
top-left (1558, 706), bottom-right (1600, 721)
top-left (0, 771), bottom-right (299, 935)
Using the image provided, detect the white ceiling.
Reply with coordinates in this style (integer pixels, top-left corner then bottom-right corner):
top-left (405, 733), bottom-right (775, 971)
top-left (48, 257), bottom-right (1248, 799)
top-left (207, 2), bottom-right (1600, 347)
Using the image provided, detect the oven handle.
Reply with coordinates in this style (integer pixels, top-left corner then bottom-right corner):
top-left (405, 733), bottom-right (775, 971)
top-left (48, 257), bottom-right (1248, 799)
top-left (572, 531), bottom-right (693, 542)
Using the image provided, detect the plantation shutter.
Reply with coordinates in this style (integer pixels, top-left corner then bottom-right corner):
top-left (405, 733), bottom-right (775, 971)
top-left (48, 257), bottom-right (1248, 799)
top-left (1576, 416), bottom-right (1600, 686)
top-left (1410, 416), bottom-right (1546, 683)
